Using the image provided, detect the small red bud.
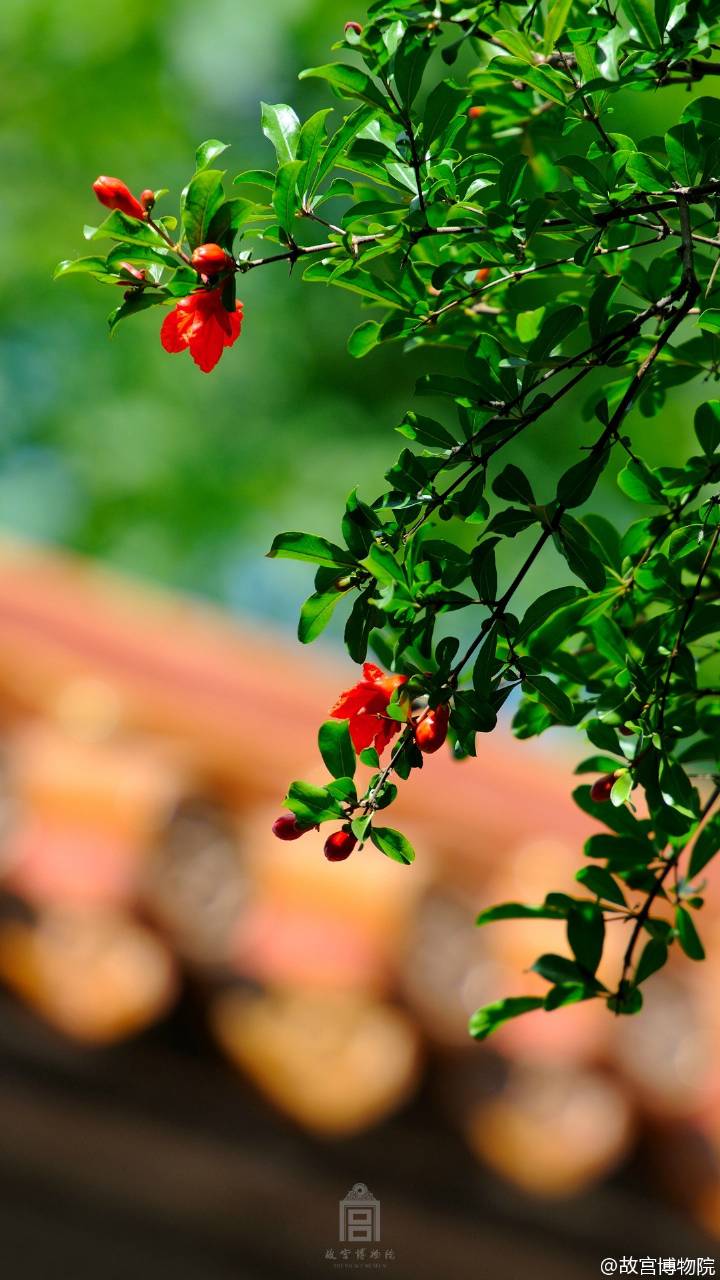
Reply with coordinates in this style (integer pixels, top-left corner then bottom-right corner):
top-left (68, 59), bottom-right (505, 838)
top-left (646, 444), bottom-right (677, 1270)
top-left (140, 189), bottom-right (156, 211)
top-left (468, 106), bottom-right (485, 120)
top-left (324, 829), bottom-right (357, 862)
top-left (414, 704), bottom-right (450, 754)
top-left (272, 813), bottom-right (312, 841)
top-left (475, 267), bottom-right (491, 284)
top-left (92, 176), bottom-right (147, 221)
top-left (116, 261), bottom-right (147, 284)
top-left (191, 243), bottom-right (236, 276)
top-left (590, 773), bottom-right (616, 803)
top-left (344, 20), bottom-right (363, 34)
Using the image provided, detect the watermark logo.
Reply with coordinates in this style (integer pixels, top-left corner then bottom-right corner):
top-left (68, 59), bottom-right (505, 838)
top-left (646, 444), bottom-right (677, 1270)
top-left (323, 1183), bottom-right (395, 1268)
top-left (339, 1183), bottom-right (380, 1244)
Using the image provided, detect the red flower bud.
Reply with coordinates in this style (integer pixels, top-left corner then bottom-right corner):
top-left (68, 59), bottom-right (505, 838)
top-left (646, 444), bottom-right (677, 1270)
top-left (468, 106), bottom-right (485, 119)
top-left (475, 267), bottom-right (491, 284)
top-left (344, 20), bottom-right (363, 34)
top-left (140, 189), bottom-right (156, 211)
top-left (191, 243), bottom-right (236, 276)
top-left (590, 773), bottom-right (616, 803)
top-left (414, 704), bottom-right (450, 754)
top-left (92, 176), bottom-right (146, 221)
top-left (324, 829), bottom-right (357, 862)
top-left (116, 261), bottom-right (147, 284)
top-left (272, 812), bottom-right (313, 841)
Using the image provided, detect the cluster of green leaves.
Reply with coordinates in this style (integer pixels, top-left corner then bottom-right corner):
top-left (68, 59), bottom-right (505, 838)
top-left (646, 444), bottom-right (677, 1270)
top-left (62, 0), bottom-right (720, 1035)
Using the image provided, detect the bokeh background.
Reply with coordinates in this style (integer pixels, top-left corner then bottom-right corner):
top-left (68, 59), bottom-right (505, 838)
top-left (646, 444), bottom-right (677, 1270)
top-left (0, 1), bottom-right (719, 1276)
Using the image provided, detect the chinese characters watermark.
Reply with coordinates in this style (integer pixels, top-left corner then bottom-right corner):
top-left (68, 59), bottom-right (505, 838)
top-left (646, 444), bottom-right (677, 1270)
top-left (600, 1260), bottom-right (716, 1276)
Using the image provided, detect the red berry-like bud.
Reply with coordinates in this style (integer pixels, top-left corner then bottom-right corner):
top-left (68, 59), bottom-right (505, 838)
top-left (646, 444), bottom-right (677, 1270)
top-left (140, 189), bottom-right (156, 211)
top-left (92, 176), bottom-right (146, 221)
top-left (344, 20), bottom-right (363, 34)
top-left (468, 105), bottom-right (485, 119)
top-left (191, 243), bottom-right (236, 276)
top-left (116, 261), bottom-right (147, 284)
top-left (272, 813), bottom-right (311, 841)
top-left (590, 773), bottom-right (616, 803)
top-left (475, 266), bottom-right (491, 284)
top-left (324, 829), bottom-right (357, 862)
top-left (414, 704), bottom-right (450, 754)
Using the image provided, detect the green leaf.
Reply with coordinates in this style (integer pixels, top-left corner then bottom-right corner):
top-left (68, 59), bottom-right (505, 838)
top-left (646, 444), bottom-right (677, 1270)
top-left (195, 139), bottom-right (230, 171)
top-left (635, 938), bottom-right (668, 985)
top-left (659, 759), bottom-right (698, 820)
top-left (543, 0), bottom-right (573, 54)
top-left (55, 256), bottom-right (113, 279)
top-left (393, 37), bottom-right (432, 108)
top-left (285, 780), bottom-right (343, 825)
top-left (519, 587), bottom-right (582, 640)
top-left (83, 211), bottom-right (168, 248)
top-left (624, 0), bottom-right (661, 47)
top-left (318, 719), bottom-right (356, 779)
top-left (698, 310), bottom-right (720, 335)
top-left (610, 771), bottom-right (633, 807)
top-left (106, 244), bottom-right (174, 270)
top-left (607, 985), bottom-right (643, 1015)
top-left (688, 812), bottom-right (720, 878)
top-left (299, 64), bottom-right (387, 112)
top-left (397, 413), bottom-right (456, 450)
top-left (351, 814), bottom-right (372, 843)
top-left (626, 152), bottom-right (670, 193)
top-left (556, 516), bottom-right (607, 591)
top-left (676, 906), bottom-right (705, 961)
top-left (476, 901), bottom-right (567, 926)
top-left (422, 82), bottom-right (469, 148)
top-left (298, 589), bottom-right (343, 643)
top-left (273, 159), bottom-right (304, 232)
top-left (556, 452), bottom-right (609, 508)
top-left (532, 954), bottom-right (593, 986)
top-left (296, 108), bottom-right (333, 194)
top-left (575, 866), bottom-right (627, 907)
top-left (523, 675), bottom-right (574, 723)
top-left (108, 291), bottom-right (167, 333)
top-left (206, 198), bottom-right (260, 249)
top-left (261, 102), bottom-right (301, 164)
top-left (267, 531), bottom-right (355, 568)
top-left (492, 464), bottom-right (535, 506)
top-left (617, 458), bottom-right (664, 504)
top-left (567, 902), bottom-right (605, 975)
top-left (370, 826), bottom-right (415, 864)
top-left (694, 402), bottom-right (720, 456)
top-left (348, 320), bottom-right (382, 358)
top-left (314, 105), bottom-right (375, 187)
top-left (665, 122), bottom-right (700, 186)
top-left (182, 169), bottom-right (225, 250)
top-left (469, 996), bottom-right (545, 1041)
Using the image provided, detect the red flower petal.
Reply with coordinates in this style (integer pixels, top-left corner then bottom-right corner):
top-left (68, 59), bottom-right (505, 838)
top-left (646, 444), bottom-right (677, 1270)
top-left (160, 306), bottom-right (186, 353)
top-left (363, 663), bottom-right (385, 683)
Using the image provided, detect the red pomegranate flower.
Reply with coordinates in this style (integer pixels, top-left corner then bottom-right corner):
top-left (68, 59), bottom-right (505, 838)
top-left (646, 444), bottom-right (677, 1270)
top-left (92, 176), bottom-right (146, 221)
top-left (160, 288), bottom-right (244, 373)
top-left (330, 662), bottom-right (408, 755)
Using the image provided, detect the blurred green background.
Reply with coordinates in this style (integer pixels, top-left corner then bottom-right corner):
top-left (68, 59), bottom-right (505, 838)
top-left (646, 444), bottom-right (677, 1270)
top-left (0, 0), bottom-right (714, 636)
